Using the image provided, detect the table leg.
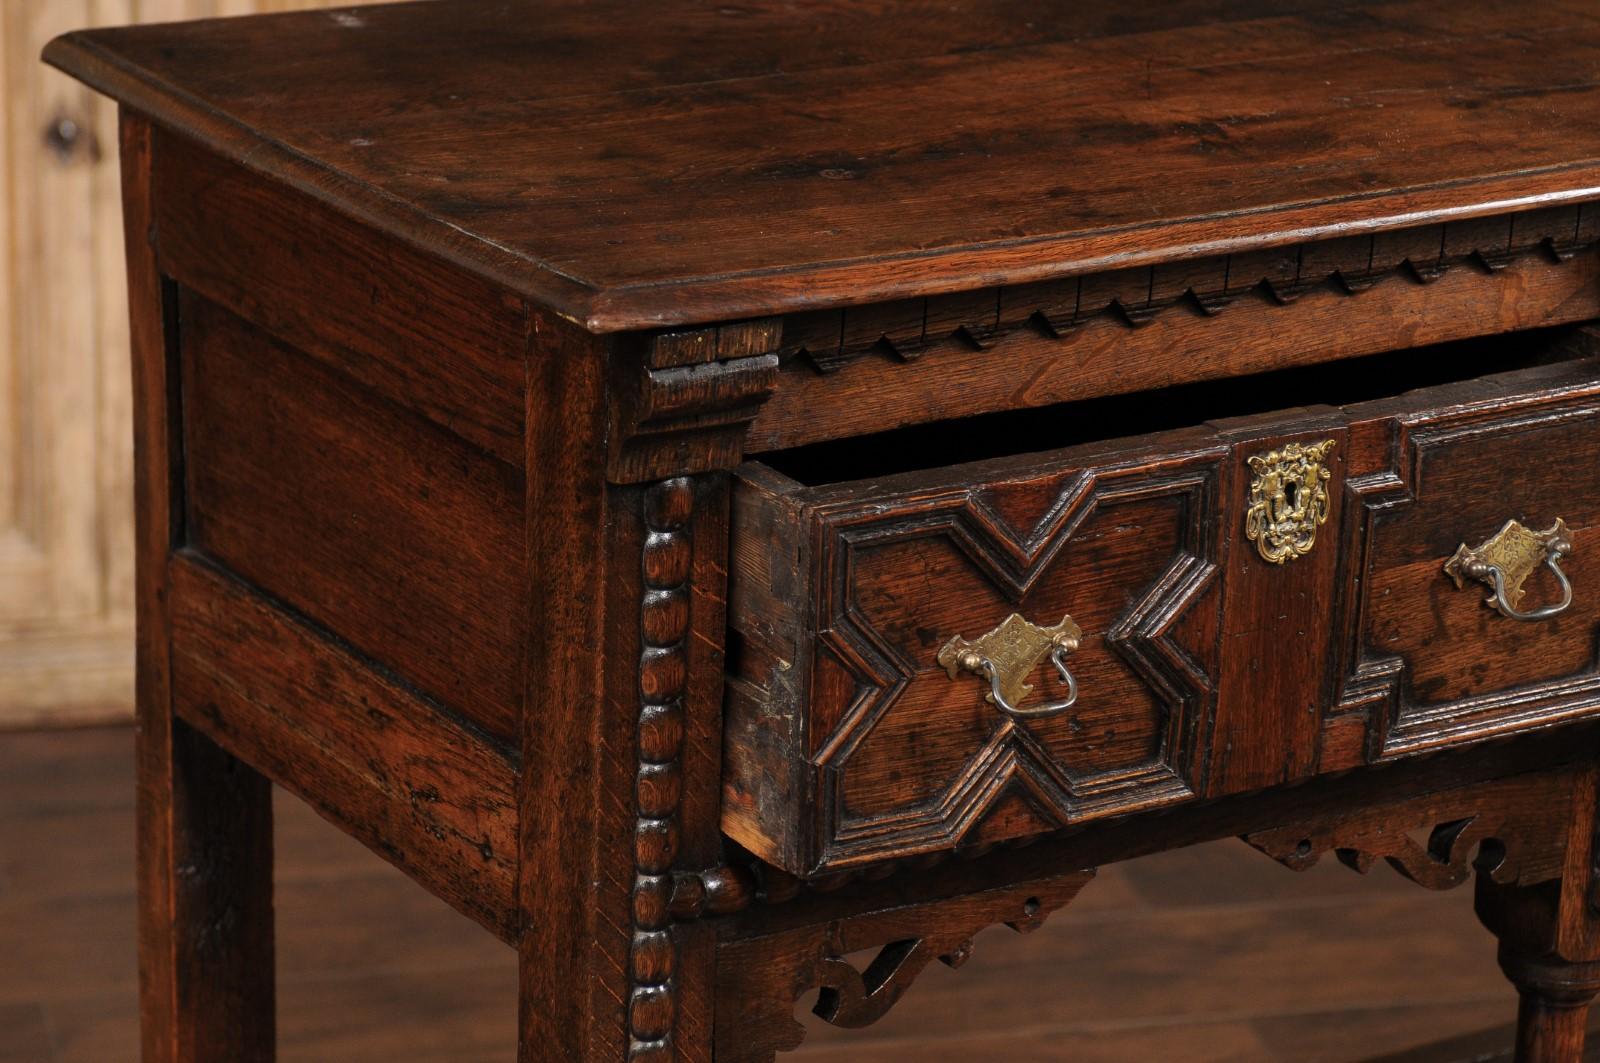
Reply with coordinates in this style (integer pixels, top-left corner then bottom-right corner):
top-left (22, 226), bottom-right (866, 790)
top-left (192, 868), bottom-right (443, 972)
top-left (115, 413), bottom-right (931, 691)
top-left (1504, 953), bottom-right (1600, 1063)
top-left (1476, 767), bottom-right (1600, 1063)
top-left (120, 107), bottom-right (276, 1062)
top-left (138, 716), bottom-right (275, 1062)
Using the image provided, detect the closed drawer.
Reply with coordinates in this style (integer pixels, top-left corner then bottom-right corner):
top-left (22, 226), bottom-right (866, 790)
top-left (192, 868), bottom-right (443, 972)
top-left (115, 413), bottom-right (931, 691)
top-left (725, 349), bottom-right (1600, 876)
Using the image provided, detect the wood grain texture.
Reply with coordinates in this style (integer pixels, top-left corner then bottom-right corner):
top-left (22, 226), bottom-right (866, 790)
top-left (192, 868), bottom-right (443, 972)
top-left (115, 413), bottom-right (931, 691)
top-left (22, 725), bottom-right (1600, 1063)
top-left (1475, 767), bottom-right (1600, 1062)
top-left (1336, 360), bottom-right (1600, 761)
top-left (50, 3), bottom-right (1600, 1059)
top-left (1243, 769), bottom-right (1579, 892)
top-left (178, 288), bottom-right (526, 742)
top-left (716, 871), bottom-right (1095, 1063)
top-left (749, 238), bottom-right (1600, 453)
top-left (0, 0), bottom-right (132, 727)
top-left (152, 126), bottom-right (527, 465)
top-left (1208, 416), bottom-right (1346, 794)
top-left (727, 355), bottom-right (1600, 876)
top-left (117, 107), bottom-right (277, 1063)
top-left (727, 433), bottom-right (1227, 873)
top-left (608, 322), bottom-right (781, 483)
top-left (514, 311), bottom-right (630, 1063)
top-left (717, 765), bottom-right (1592, 1063)
top-left (167, 553), bottom-right (520, 942)
top-left (40, 0), bottom-right (1600, 329)
top-left (778, 208), bottom-right (1600, 376)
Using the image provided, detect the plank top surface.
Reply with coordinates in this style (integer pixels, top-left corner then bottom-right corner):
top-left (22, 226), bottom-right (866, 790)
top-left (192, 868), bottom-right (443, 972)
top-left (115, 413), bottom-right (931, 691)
top-left (45, 0), bottom-right (1600, 330)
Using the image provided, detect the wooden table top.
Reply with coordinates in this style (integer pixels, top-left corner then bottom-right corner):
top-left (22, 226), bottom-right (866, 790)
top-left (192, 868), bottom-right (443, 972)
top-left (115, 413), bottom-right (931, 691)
top-left (45, 0), bottom-right (1600, 330)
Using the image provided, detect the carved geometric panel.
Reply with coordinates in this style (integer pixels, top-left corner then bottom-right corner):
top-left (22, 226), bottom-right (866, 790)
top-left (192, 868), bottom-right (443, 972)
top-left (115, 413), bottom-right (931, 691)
top-left (1337, 383), bottom-right (1600, 759)
top-left (807, 447), bottom-right (1226, 869)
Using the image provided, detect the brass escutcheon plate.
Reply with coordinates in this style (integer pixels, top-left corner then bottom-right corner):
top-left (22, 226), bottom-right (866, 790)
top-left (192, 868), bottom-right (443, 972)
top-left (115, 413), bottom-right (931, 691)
top-left (1244, 439), bottom-right (1336, 564)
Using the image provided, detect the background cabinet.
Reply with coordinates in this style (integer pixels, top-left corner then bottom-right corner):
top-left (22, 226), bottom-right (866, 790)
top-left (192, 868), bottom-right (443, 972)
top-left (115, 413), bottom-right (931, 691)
top-left (0, 0), bottom-right (383, 727)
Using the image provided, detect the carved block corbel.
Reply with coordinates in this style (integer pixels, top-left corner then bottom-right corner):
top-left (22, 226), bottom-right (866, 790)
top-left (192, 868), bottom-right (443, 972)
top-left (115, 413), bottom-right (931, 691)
top-left (608, 318), bottom-right (781, 482)
top-left (713, 870), bottom-right (1094, 1063)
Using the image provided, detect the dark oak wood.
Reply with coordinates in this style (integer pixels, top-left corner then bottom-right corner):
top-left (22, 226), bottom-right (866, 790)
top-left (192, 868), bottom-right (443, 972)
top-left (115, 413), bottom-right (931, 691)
top-left (119, 109), bottom-right (277, 1063)
top-left (1474, 768), bottom-right (1600, 1063)
top-left (26, 725), bottom-right (1600, 1063)
top-left (715, 870), bottom-right (1096, 1063)
top-left (151, 125), bottom-right (527, 465)
top-left (42, 4), bottom-right (1600, 1061)
top-left (167, 554), bottom-right (520, 942)
top-left (750, 213), bottom-right (1600, 451)
top-left (726, 430), bottom-right (1227, 872)
top-left (41, 1), bottom-right (1600, 330)
top-left (179, 289), bottom-right (526, 743)
top-left (726, 356), bottom-right (1600, 875)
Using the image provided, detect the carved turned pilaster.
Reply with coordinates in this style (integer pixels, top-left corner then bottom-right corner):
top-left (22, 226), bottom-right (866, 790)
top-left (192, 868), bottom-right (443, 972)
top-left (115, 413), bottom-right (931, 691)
top-left (607, 321), bottom-right (782, 1059)
top-left (627, 477), bottom-right (696, 1061)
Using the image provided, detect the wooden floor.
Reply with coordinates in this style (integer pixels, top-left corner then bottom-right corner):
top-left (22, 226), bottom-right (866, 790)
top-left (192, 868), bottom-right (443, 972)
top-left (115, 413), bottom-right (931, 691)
top-left (1, 726), bottom-right (1593, 1062)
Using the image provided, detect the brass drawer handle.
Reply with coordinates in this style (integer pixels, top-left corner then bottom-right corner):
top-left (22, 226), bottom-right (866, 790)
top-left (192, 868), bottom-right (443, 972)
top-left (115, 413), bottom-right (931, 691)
top-left (937, 613), bottom-right (1082, 720)
top-left (1445, 518), bottom-right (1574, 622)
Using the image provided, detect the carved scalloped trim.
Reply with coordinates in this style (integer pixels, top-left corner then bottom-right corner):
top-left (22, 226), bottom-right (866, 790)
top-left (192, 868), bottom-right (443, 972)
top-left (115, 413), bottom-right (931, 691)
top-left (782, 205), bottom-right (1600, 374)
top-left (1242, 772), bottom-right (1575, 893)
top-left (713, 870), bottom-right (1094, 1063)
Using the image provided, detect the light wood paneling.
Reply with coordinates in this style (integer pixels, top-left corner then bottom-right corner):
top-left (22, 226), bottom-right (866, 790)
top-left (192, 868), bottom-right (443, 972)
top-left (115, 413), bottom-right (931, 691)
top-left (0, 0), bottom-right (386, 728)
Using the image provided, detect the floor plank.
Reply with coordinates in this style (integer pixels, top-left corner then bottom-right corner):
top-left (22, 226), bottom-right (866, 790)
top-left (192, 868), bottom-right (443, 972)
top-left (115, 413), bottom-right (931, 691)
top-left (0, 724), bottom-right (1589, 1061)
top-left (0, 1003), bottom-right (56, 1063)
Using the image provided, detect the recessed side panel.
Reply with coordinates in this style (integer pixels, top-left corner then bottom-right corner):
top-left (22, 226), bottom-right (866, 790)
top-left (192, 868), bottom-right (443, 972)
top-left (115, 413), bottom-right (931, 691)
top-left (178, 289), bottom-right (526, 742)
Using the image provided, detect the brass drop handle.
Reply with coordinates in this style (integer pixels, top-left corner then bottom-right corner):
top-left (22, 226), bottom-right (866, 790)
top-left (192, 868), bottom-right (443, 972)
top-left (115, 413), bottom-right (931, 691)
top-left (970, 642), bottom-right (1080, 719)
top-left (937, 613), bottom-right (1082, 721)
top-left (1444, 518), bottom-right (1574, 622)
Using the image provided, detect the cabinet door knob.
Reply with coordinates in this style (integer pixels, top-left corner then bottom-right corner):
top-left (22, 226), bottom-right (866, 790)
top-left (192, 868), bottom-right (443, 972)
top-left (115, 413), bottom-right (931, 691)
top-left (1445, 517), bottom-right (1574, 622)
top-left (937, 612), bottom-right (1082, 720)
top-left (44, 114), bottom-right (88, 162)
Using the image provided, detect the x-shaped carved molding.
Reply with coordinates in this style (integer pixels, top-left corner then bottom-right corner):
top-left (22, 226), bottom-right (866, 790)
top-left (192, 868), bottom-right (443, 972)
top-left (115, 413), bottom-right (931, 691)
top-left (807, 450), bottom-right (1225, 867)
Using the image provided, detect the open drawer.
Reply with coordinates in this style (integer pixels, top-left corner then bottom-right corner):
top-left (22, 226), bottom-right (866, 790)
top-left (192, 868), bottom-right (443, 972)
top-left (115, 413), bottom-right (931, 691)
top-left (722, 335), bottom-right (1600, 877)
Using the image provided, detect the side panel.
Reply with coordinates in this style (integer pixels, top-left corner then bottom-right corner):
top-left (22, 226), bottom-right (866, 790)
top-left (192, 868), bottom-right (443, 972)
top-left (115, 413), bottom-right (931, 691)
top-left (140, 122), bottom-right (529, 938)
top-left (179, 291), bottom-right (526, 741)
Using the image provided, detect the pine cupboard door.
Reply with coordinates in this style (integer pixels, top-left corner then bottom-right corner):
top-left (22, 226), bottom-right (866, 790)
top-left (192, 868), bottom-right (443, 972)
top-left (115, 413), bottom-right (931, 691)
top-left (0, 0), bottom-right (386, 728)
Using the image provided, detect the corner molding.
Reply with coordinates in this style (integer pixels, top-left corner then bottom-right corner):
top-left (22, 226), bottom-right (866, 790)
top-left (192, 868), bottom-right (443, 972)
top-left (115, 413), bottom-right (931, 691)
top-left (781, 206), bottom-right (1600, 375)
top-left (608, 319), bottom-right (781, 483)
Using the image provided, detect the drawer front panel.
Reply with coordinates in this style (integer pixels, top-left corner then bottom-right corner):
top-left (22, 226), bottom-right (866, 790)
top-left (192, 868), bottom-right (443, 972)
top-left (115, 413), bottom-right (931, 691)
top-left (728, 357), bottom-right (1600, 876)
top-left (823, 452), bottom-right (1225, 864)
top-left (1343, 391), bottom-right (1600, 757)
top-left (726, 442), bottom-right (1228, 872)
